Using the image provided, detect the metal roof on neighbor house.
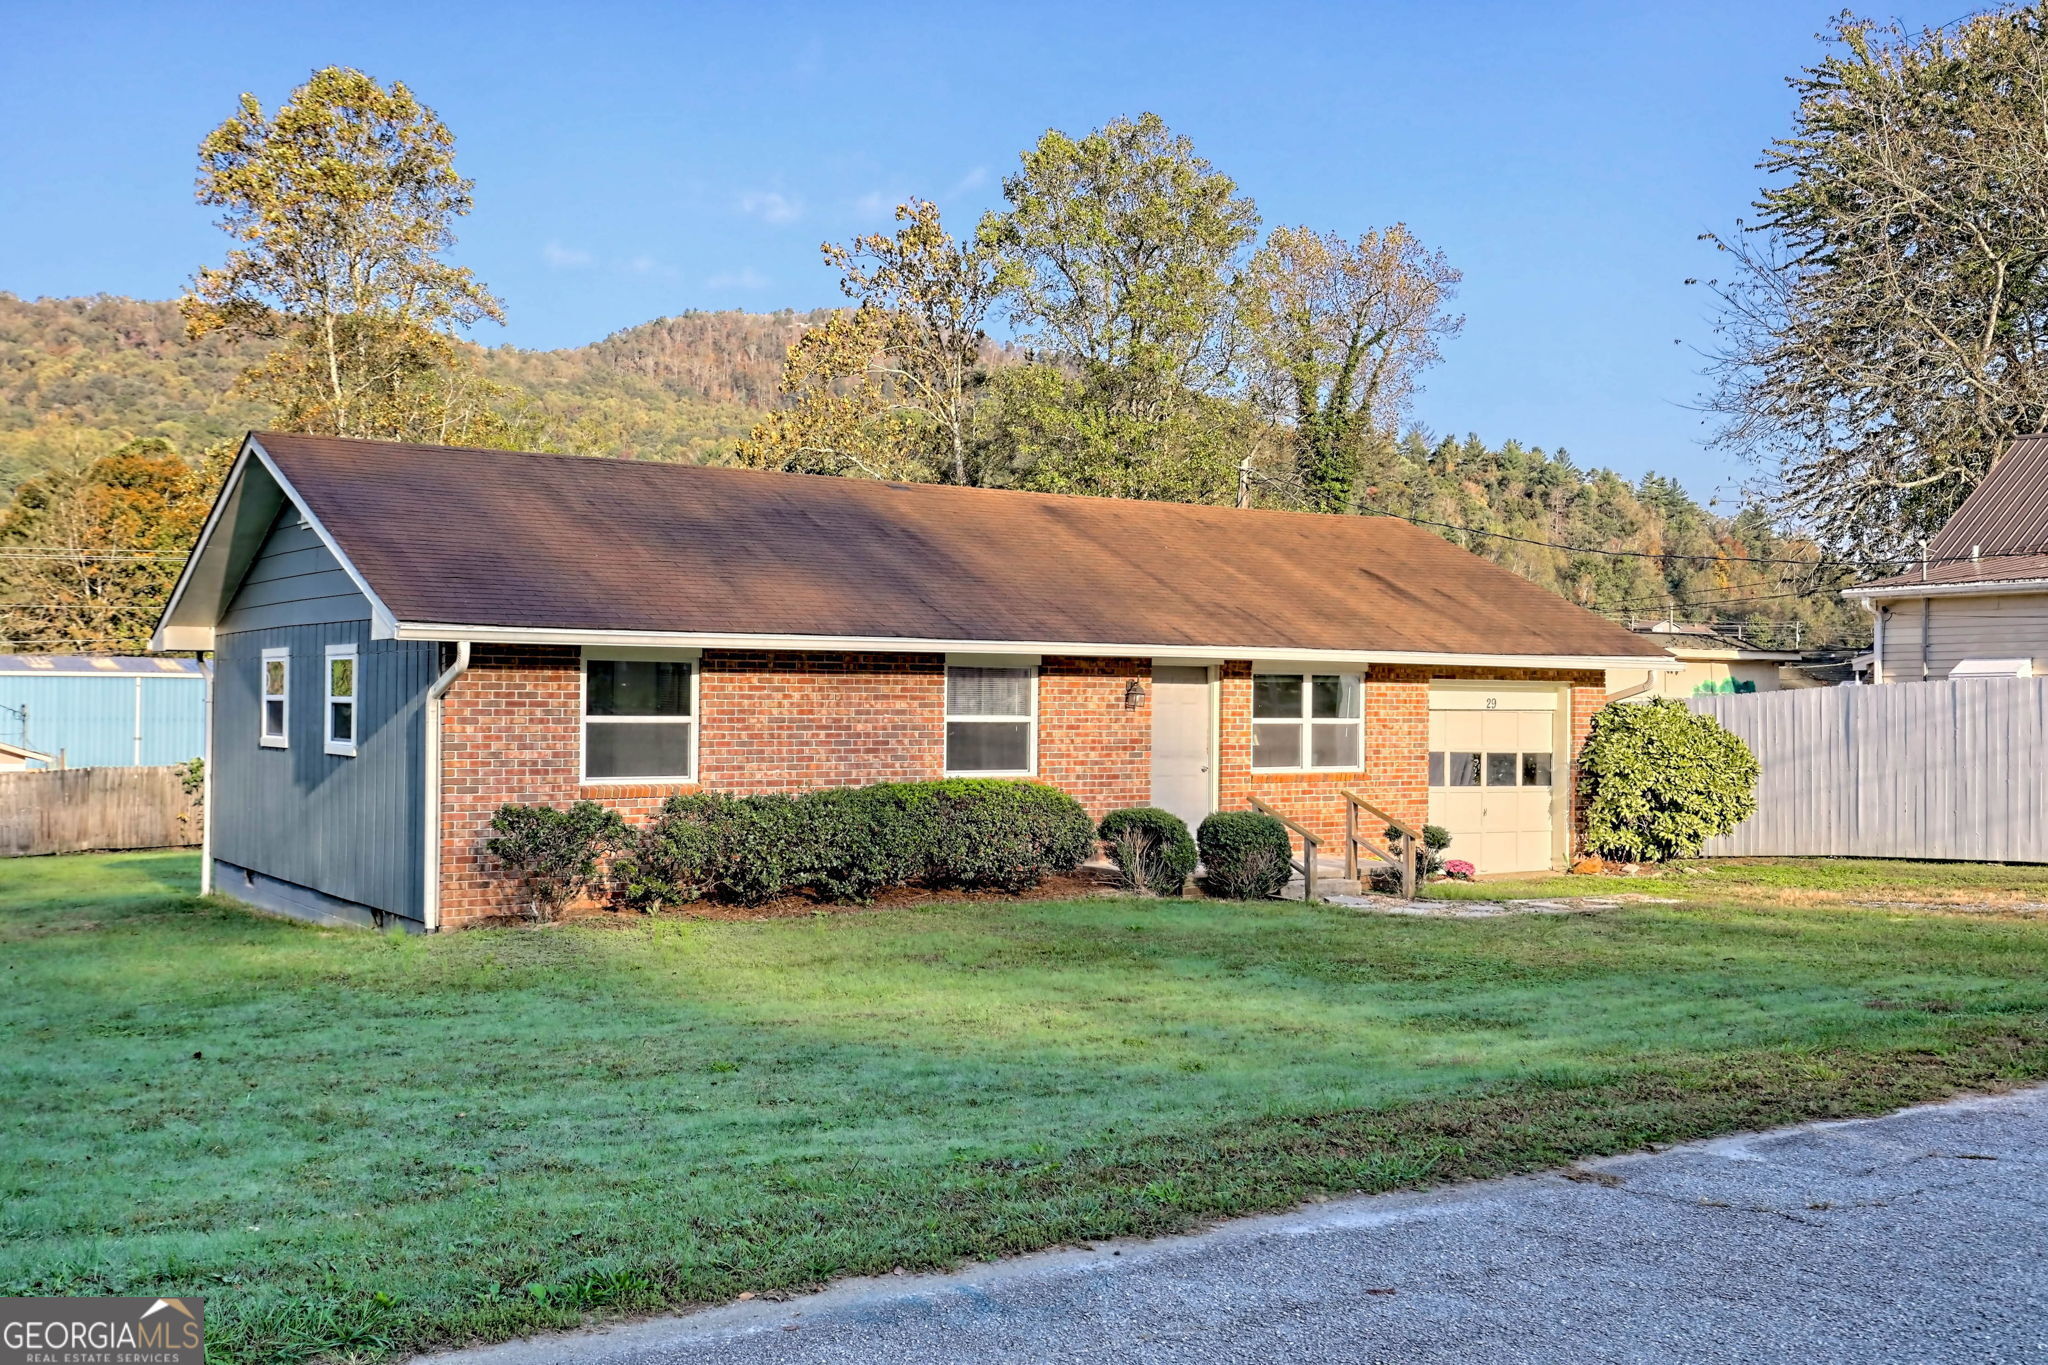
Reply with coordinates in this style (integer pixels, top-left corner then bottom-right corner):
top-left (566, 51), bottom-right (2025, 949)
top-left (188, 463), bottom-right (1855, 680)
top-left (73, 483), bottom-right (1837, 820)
top-left (0, 655), bottom-right (204, 676)
top-left (213, 432), bottom-right (1669, 663)
top-left (1853, 436), bottom-right (2048, 594)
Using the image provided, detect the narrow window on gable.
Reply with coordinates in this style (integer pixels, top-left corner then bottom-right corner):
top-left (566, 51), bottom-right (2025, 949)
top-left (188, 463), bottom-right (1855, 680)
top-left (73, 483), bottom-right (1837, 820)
top-left (260, 647), bottom-right (289, 748)
top-left (325, 644), bottom-right (357, 757)
top-left (945, 665), bottom-right (1035, 774)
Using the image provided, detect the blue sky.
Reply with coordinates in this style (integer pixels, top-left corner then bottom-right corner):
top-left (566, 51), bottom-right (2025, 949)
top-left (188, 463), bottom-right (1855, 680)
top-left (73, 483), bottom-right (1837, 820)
top-left (2, 1), bottom-right (1953, 496)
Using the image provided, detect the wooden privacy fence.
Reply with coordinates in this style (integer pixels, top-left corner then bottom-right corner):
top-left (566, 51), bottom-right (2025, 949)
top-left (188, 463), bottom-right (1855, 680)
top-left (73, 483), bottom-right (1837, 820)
top-left (0, 766), bottom-right (201, 858)
top-left (1687, 680), bottom-right (2048, 862)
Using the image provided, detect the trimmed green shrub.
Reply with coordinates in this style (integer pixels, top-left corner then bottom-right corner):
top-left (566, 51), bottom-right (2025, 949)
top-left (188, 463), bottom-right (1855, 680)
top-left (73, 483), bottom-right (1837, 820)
top-left (707, 793), bottom-right (808, 905)
top-left (485, 800), bottom-right (627, 921)
top-left (923, 779), bottom-right (1095, 891)
top-left (1098, 807), bottom-right (1198, 894)
top-left (1578, 698), bottom-right (1759, 862)
top-left (797, 786), bottom-right (923, 903)
top-left (612, 794), bottom-right (720, 910)
top-left (1196, 811), bottom-right (1294, 900)
top-left (1367, 822), bottom-right (1452, 895)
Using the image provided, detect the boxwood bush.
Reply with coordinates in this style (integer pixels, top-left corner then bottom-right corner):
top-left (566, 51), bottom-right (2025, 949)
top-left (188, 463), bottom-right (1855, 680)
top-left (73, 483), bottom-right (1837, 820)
top-left (1097, 807), bottom-right (1198, 895)
top-left (485, 800), bottom-right (628, 921)
top-left (592, 778), bottom-right (1095, 909)
top-left (922, 779), bottom-right (1096, 891)
top-left (1195, 811), bottom-right (1295, 900)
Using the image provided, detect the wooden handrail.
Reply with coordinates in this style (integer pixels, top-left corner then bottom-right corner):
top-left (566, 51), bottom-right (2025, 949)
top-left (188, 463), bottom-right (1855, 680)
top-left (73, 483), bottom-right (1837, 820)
top-left (1339, 790), bottom-right (1418, 900)
top-left (1340, 790), bottom-right (1420, 841)
top-left (1246, 795), bottom-right (1319, 902)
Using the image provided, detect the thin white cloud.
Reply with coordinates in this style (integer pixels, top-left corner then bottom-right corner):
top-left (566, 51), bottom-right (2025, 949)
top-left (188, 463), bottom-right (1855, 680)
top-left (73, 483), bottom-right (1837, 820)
top-left (542, 241), bottom-right (594, 269)
top-left (706, 267), bottom-right (771, 290)
top-left (853, 190), bottom-right (896, 217)
top-left (624, 254), bottom-right (680, 280)
top-left (738, 190), bottom-right (803, 225)
top-left (948, 166), bottom-right (990, 196)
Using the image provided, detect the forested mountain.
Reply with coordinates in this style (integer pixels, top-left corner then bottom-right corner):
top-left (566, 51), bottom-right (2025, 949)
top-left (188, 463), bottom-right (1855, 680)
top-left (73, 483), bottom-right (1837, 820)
top-left (0, 293), bottom-right (835, 480)
top-left (0, 292), bottom-right (1864, 650)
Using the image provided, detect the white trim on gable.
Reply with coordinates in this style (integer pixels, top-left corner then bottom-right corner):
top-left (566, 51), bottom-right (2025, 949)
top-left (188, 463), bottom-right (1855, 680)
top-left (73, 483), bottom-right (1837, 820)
top-left (150, 434), bottom-right (401, 651)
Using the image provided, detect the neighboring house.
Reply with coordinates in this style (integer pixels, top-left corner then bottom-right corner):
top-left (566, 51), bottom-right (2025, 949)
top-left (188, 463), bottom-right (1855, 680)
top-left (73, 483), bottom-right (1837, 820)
top-left (1605, 622), bottom-right (1808, 700)
top-left (0, 739), bottom-right (55, 772)
top-left (1846, 436), bottom-right (2048, 682)
top-left (0, 654), bottom-right (207, 768)
top-left (154, 432), bottom-right (1675, 931)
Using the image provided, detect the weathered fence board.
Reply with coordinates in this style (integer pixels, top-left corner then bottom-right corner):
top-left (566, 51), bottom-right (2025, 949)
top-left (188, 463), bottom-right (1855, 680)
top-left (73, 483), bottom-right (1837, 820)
top-left (0, 766), bottom-right (201, 857)
top-left (1688, 680), bottom-right (2048, 862)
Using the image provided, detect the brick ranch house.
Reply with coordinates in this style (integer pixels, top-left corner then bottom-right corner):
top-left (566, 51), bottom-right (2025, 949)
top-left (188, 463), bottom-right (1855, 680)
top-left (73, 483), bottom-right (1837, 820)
top-left (154, 433), bottom-right (1674, 931)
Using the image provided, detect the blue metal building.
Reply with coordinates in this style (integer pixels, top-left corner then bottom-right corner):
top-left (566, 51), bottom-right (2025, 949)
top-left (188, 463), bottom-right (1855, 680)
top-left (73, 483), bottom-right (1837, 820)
top-left (0, 655), bottom-right (208, 769)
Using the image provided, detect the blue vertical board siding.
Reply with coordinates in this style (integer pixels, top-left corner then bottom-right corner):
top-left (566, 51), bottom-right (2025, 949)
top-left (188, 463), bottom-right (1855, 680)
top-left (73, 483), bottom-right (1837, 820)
top-left (207, 499), bottom-right (437, 924)
top-left (212, 625), bottom-right (438, 923)
top-left (0, 673), bottom-right (206, 768)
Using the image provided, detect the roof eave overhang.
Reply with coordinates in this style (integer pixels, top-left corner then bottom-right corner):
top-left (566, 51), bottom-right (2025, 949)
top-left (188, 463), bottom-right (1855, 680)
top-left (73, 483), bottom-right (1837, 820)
top-left (388, 620), bottom-right (1684, 672)
top-left (1844, 576), bottom-right (2048, 603)
top-left (151, 434), bottom-right (400, 652)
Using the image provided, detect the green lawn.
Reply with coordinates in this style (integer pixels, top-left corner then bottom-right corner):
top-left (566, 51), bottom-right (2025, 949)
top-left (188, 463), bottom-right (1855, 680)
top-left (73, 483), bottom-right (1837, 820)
top-left (6, 852), bottom-right (2048, 1362)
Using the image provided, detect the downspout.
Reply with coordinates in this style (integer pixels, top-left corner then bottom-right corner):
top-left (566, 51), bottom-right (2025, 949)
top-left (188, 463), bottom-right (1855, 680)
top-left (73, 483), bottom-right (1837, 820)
top-left (1869, 601), bottom-right (1886, 685)
top-left (198, 655), bottom-right (213, 895)
top-left (422, 641), bottom-right (471, 932)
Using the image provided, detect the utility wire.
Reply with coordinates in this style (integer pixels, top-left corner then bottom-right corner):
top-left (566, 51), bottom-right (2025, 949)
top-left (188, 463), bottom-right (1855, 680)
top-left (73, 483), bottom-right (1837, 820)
top-left (1362, 505), bottom-right (1984, 571)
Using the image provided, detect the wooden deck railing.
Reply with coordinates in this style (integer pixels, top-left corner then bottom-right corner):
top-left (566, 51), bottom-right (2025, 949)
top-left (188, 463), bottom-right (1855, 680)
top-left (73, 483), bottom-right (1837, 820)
top-left (1339, 789), bottom-right (1418, 900)
top-left (1246, 795), bottom-right (1320, 902)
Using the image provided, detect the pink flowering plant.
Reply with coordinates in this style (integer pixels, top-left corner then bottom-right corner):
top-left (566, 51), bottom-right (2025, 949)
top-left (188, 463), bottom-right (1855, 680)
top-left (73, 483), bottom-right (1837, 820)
top-left (1442, 858), bottom-right (1476, 881)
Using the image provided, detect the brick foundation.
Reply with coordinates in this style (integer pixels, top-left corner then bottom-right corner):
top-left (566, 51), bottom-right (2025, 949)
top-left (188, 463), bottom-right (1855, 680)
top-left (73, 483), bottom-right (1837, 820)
top-left (434, 647), bottom-right (1608, 927)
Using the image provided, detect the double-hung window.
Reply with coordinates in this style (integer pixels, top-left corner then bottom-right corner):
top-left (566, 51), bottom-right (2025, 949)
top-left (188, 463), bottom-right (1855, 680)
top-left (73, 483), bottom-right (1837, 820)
top-left (324, 644), bottom-right (357, 756)
top-left (583, 653), bottom-right (695, 782)
top-left (945, 663), bottom-right (1036, 774)
top-left (259, 647), bottom-right (289, 748)
top-left (1252, 672), bottom-right (1362, 770)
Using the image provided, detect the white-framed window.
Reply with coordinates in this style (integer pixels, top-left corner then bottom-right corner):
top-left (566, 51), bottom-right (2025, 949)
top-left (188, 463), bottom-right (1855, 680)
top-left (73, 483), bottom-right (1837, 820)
top-left (582, 650), bottom-right (696, 783)
top-left (259, 647), bottom-right (289, 748)
top-left (945, 663), bottom-right (1037, 775)
top-left (1252, 672), bottom-right (1362, 771)
top-left (324, 644), bottom-right (358, 757)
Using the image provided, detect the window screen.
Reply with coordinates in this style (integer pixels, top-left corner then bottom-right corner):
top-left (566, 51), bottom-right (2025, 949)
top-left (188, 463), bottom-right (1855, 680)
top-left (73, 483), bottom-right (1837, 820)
top-left (584, 658), bottom-right (693, 781)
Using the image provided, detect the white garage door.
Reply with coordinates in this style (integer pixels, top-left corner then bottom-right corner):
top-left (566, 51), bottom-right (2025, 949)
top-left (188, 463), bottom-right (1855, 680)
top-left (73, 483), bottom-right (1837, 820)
top-left (1427, 687), bottom-right (1562, 876)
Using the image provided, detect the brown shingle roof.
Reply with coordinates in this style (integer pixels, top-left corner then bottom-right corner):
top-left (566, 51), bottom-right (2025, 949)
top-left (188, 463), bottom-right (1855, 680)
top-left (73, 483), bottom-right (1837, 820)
top-left (256, 433), bottom-right (1668, 661)
top-left (1855, 435), bottom-right (2048, 592)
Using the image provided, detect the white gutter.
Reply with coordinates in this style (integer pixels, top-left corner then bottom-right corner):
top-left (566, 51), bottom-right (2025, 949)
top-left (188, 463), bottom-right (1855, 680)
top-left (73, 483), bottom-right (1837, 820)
top-left (387, 621), bottom-right (1682, 674)
top-left (421, 642), bottom-right (471, 932)
top-left (1845, 576), bottom-right (2048, 602)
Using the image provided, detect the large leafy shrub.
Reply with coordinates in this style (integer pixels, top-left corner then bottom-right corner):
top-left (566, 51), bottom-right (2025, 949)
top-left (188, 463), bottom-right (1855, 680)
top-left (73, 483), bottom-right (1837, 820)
top-left (923, 779), bottom-right (1095, 891)
top-left (1578, 698), bottom-right (1759, 862)
top-left (485, 800), bottom-right (627, 921)
top-left (1097, 807), bottom-right (1197, 894)
top-left (1196, 811), bottom-right (1294, 900)
top-left (612, 794), bottom-right (721, 910)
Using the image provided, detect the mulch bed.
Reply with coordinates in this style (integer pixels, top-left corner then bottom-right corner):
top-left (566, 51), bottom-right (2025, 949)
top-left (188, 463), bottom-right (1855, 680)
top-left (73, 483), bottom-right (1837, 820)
top-left (554, 864), bottom-right (1139, 926)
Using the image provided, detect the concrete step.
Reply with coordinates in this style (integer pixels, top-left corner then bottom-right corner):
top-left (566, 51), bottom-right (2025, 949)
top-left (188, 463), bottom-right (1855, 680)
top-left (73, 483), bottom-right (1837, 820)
top-left (1286, 877), bottom-right (1364, 899)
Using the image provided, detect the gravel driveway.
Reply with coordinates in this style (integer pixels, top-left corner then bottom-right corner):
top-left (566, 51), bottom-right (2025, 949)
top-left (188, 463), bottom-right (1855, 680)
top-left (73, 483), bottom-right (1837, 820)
top-left (422, 1086), bottom-right (2048, 1365)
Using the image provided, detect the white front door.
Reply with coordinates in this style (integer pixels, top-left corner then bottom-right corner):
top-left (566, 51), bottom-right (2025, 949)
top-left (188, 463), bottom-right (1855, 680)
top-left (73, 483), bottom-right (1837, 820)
top-left (1427, 686), bottom-right (1562, 875)
top-left (1150, 665), bottom-right (1213, 831)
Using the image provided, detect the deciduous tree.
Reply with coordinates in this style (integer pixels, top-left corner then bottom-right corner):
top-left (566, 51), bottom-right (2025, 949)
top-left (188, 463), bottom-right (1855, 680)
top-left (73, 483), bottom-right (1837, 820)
top-left (182, 66), bottom-right (519, 446)
top-left (1239, 225), bottom-right (1462, 513)
top-left (1704, 6), bottom-right (2048, 561)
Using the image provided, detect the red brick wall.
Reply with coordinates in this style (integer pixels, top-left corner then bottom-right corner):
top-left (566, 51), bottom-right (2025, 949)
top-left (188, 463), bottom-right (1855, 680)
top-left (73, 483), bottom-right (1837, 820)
top-left (1214, 662), bottom-right (1607, 865)
top-left (434, 646), bottom-right (1612, 926)
top-left (437, 646), bottom-right (949, 927)
top-left (1037, 655), bottom-right (1152, 817)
